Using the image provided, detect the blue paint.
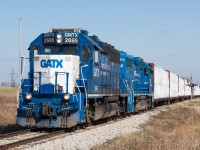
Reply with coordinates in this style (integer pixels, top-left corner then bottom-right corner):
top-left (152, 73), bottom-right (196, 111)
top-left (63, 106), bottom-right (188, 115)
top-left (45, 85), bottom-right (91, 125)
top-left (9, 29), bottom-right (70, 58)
top-left (17, 28), bottom-right (154, 128)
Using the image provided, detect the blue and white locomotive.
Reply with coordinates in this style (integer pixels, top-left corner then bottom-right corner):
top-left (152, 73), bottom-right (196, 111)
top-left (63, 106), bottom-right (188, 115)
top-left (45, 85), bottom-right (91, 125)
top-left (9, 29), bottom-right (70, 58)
top-left (17, 28), bottom-right (153, 128)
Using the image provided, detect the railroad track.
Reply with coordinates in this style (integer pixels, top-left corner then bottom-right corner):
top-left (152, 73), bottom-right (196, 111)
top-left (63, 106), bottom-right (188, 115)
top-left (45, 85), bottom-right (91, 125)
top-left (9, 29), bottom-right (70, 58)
top-left (0, 129), bottom-right (31, 140)
top-left (0, 130), bottom-right (66, 150)
top-left (0, 100), bottom-right (193, 150)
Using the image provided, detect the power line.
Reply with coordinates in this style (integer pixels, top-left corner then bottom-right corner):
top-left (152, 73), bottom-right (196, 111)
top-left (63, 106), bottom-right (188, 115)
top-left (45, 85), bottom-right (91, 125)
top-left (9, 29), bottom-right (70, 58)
top-left (0, 27), bottom-right (17, 56)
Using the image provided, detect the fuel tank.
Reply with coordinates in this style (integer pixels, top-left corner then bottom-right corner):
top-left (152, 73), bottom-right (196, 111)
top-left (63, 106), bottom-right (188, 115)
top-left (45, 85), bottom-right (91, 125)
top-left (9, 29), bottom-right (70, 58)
top-left (93, 103), bottom-right (119, 120)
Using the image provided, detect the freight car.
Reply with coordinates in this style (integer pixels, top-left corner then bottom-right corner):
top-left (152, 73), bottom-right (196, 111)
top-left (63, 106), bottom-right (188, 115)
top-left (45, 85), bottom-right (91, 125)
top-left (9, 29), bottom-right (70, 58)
top-left (149, 63), bottom-right (200, 106)
top-left (17, 28), bottom-right (199, 128)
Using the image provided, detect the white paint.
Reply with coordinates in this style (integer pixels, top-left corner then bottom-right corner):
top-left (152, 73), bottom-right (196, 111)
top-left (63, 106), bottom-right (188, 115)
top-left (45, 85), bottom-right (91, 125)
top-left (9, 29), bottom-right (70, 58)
top-left (170, 72), bottom-right (179, 97)
top-left (154, 66), bottom-right (169, 99)
top-left (34, 55), bottom-right (79, 94)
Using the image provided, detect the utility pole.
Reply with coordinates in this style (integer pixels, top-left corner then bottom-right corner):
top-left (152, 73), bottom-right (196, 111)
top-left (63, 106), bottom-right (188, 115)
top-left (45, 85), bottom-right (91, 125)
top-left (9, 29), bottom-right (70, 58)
top-left (10, 68), bottom-right (18, 87)
top-left (19, 17), bottom-right (22, 85)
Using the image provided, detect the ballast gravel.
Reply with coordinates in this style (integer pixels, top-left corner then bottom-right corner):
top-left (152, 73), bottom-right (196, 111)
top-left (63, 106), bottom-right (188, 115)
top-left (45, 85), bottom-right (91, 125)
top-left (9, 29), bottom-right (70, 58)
top-left (18, 109), bottom-right (162, 150)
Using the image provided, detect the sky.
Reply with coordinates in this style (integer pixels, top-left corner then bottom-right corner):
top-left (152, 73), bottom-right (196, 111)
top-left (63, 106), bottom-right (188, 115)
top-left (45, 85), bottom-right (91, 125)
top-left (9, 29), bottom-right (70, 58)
top-left (0, 0), bottom-right (200, 84)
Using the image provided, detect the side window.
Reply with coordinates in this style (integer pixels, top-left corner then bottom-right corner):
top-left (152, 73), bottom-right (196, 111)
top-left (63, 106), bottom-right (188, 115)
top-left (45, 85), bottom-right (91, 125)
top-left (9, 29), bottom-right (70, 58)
top-left (94, 46), bottom-right (99, 63)
top-left (126, 57), bottom-right (132, 68)
top-left (144, 68), bottom-right (148, 76)
top-left (32, 45), bottom-right (41, 59)
top-left (82, 45), bottom-right (91, 61)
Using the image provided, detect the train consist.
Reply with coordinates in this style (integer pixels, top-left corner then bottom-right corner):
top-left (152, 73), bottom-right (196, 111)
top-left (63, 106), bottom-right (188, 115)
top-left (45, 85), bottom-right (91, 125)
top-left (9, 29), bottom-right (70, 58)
top-left (17, 28), bottom-right (200, 128)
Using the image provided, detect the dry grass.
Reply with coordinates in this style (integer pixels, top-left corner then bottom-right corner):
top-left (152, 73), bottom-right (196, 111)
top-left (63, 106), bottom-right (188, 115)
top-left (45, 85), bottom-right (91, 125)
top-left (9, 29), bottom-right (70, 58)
top-left (0, 86), bottom-right (17, 103)
top-left (0, 86), bottom-right (19, 133)
top-left (0, 86), bottom-right (17, 97)
top-left (0, 99), bottom-right (16, 125)
top-left (94, 99), bottom-right (200, 150)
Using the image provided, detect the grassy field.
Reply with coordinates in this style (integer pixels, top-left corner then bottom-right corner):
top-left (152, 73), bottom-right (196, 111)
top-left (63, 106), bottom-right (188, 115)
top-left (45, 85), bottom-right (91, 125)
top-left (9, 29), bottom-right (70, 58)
top-left (93, 99), bottom-right (200, 150)
top-left (0, 86), bottom-right (17, 97)
top-left (0, 86), bottom-right (19, 133)
top-left (0, 86), bottom-right (17, 103)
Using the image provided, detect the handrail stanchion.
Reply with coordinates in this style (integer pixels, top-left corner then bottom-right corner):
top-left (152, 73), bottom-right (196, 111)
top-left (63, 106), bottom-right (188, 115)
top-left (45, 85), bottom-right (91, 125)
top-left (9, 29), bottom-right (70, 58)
top-left (66, 73), bottom-right (69, 93)
top-left (28, 72), bottom-right (31, 92)
top-left (55, 72), bottom-right (58, 94)
top-left (39, 72), bottom-right (42, 89)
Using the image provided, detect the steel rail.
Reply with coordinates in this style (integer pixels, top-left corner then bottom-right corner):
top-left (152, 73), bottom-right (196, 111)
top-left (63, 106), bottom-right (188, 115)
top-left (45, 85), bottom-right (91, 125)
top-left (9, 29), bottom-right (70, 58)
top-left (0, 130), bottom-right (65, 150)
top-left (0, 129), bottom-right (31, 140)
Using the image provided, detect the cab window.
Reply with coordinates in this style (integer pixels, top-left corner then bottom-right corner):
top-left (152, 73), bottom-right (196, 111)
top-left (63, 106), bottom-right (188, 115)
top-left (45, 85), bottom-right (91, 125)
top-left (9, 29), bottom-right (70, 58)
top-left (44, 46), bottom-right (60, 54)
top-left (82, 45), bottom-right (91, 61)
top-left (144, 68), bottom-right (148, 76)
top-left (63, 45), bottom-right (78, 55)
top-left (32, 45), bottom-right (41, 58)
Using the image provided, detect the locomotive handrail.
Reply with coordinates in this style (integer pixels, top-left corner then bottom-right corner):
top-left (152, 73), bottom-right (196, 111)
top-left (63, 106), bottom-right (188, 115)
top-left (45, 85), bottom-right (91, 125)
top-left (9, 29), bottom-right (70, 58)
top-left (29, 72), bottom-right (43, 90)
top-left (131, 80), bottom-right (135, 92)
top-left (42, 72), bottom-right (55, 79)
top-left (74, 79), bottom-right (82, 111)
top-left (30, 71), bottom-right (69, 94)
top-left (122, 79), bottom-right (132, 94)
top-left (81, 65), bottom-right (88, 109)
top-left (55, 71), bottom-right (69, 94)
top-left (17, 73), bottom-right (29, 108)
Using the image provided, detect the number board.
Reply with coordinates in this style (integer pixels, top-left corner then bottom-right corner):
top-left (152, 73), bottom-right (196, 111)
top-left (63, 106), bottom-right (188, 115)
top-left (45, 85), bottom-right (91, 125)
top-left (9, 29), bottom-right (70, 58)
top-left (43, 33), bottom-right (55, 44)
top-left (43, 37), bottom-right (55, 44)
top-left (64, 37), bottom-right (79, 44)
top-left (64, 33), bottom-right (79, 44)
top-left (42, 32), bottom-right (79, 44)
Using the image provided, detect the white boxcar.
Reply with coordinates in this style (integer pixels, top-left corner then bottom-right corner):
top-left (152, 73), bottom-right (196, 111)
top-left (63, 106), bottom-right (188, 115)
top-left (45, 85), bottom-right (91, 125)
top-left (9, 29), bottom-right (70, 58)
top-left (184, 80), bottom-right (191, 96)
top-left (197, 86), bottom-right (200, 96)
top-left (178, 77), bottom-right (185, 97)
top-left (194, 85), bottom-right (200, 96)
top-left (170, 72), bottom-right (179, 98)
top-left (154, 66), bottom-right (169, 99)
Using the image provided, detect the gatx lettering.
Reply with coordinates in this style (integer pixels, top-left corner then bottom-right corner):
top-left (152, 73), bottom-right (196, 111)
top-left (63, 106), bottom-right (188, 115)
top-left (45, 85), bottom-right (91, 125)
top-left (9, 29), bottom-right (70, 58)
top-left (40, 59), bottom-right (63, 68)
top-left (65, 33), bottom-right (78, 37)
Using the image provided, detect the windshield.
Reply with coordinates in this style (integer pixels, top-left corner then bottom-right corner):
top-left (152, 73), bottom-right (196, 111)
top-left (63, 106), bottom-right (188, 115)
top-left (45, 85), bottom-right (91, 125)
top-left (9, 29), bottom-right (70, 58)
top-left (63, 45), bottom-right (78, 55)
top-left (44, 46), bottom-right (60, 54)
top-left (44, 45), bottom-right (78, 55)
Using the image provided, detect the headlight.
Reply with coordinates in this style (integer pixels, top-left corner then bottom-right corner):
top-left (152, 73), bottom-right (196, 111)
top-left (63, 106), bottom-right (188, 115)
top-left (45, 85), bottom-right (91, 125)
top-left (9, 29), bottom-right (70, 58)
top-left (34, 87), bottom-right (38, 91)
top-left (26, 94), bottom-right (32, 100)
top-left (63, 94), bottom-right (70, 100)
top-left (57, 39), bottom-right (62, 44)
top-left (56, 34), bottom-right (62, 43)
top-left (57, 34), bottom-right (62, 39)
